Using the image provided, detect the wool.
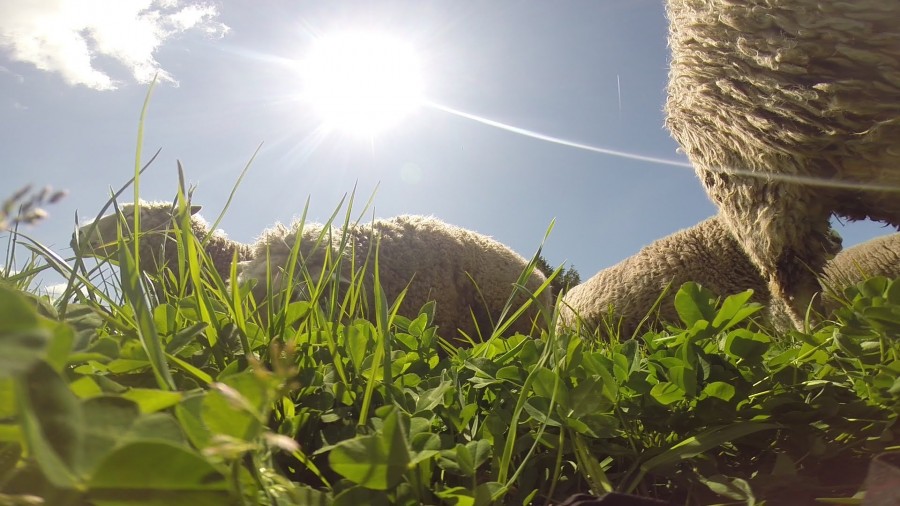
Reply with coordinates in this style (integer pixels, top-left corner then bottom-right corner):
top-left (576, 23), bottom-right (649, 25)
top-left (820, 233), bottom-right (900, 299)
top-left (664, 0), bottom-right (900, 328)
top-left (559, 217), bottom-right (765, 335)
top-left (239, 215), bottom-right (551, 341)
top-left (559, 216), bottom-right (900, 336)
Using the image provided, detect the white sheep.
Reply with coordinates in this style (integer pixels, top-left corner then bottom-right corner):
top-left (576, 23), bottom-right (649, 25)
top-left (664, 0), bottom-right (900, 328)
top-left (559, 217), bottom-right (900, 336)
top-left (238, 215), bottom-right (551, 342)
top-left (819, 233), bottom-right (900, 299)
top-left (73, 201), bottom-right (253, 280)
top-left (559, 217), bottom-right (764, 335)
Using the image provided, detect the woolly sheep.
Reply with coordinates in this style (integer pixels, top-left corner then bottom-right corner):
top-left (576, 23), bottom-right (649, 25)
top-left (238, 215), bottom-right (551, 341)
top-left (72, 201), bottom-right (254, 279)
top-left (819, 233), bottom-right (900, 296)
top-left (664, 0), bottom-right (900, 328)
top-left (559, 217), bottom-right (900, 336)
top-left (559, 217), bottom-right (764, 335)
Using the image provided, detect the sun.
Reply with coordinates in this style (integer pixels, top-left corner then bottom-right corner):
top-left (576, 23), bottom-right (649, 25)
top-left (300, 31), bottom-right (424, 137)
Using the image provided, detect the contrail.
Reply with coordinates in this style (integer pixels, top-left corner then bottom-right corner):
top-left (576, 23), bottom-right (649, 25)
top-left (422, 100), bottom-right (900, 193)
top-left (424, 100), bottom-right (692, 168)
top-left (617, 74), bottom-right (622, 116)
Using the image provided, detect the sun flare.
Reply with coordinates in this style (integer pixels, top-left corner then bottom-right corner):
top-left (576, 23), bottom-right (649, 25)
top-left (301, 31), bottom-right (424, 136)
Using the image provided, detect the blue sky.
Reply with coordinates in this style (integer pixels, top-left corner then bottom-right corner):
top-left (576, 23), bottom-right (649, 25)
top-left (0, 0), bottom-right (890, 289)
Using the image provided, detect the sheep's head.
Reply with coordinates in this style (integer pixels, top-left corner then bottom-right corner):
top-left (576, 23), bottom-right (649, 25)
top-left (72, 201), bottom-right (202, 260)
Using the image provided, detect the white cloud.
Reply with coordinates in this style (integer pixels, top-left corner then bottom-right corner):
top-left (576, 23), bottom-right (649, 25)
top-left (0, 0), bottom-right (229, 90)
top-left (168, 4), bottom-right (220, 32)
top-left (42, 281), bottom-right (88, 301)
top-left (42, 282), bottom-right (69, 300)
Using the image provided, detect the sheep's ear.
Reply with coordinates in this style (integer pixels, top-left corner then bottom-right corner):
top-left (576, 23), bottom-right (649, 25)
top-left (190, 205), bottom-right (202, 215)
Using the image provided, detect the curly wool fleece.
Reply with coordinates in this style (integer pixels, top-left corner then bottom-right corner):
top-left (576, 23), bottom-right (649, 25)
top-left (239, 215), bottom-right (551, 342)
top-left (559, 217), bottom-right (900, 337)
top-left (665, 0), bottom-right (900, 329)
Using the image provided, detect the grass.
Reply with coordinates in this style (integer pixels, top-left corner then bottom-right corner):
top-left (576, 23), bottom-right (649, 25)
top-left (1, 184), bottom-right (898, 505)
top-left (0, 90), bottom-right (897, 505)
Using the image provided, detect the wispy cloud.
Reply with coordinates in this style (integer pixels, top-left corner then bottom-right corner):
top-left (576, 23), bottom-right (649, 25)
top-left (0, 0), bottom-right (229, 90)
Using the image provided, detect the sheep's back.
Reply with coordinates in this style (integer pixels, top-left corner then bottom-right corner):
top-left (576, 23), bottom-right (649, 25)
top-left (367, 215), bottom-right (549, 337)
top-left (240, 221), bottom-right (349, 300)
top-left (822, 233), bottom-right (900, 297)
top-left (240, 215), bottom-right (548, 339)
top-left (561, 217), bottom-right (767, 334)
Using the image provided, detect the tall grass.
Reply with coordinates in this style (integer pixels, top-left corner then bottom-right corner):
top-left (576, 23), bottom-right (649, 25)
top-left (0, 87), bottom-right (897, 505)
top-left (3, 170), bottom-right (899, 504)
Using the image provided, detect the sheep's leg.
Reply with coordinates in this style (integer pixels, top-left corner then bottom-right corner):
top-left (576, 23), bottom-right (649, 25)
top-left (753, 223), bottom-right (838, 329)
top-left (769, 246), bottom-right (829, 330)
top-left (713, 181), bottom-right (839, 330)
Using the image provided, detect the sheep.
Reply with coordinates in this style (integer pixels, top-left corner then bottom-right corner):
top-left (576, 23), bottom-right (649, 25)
top-left (559, 217), bottom-right (765, 335)
top-left (664, 0), bottom-right (900, 328)
top-left (238, 214), bottom-right (551, 343)
top-left (558, 216), bottom-right (900, 336)
top-left (72, 201), bottom-right (254, 280)
top-left (819, 233), bottom-right (900, 298)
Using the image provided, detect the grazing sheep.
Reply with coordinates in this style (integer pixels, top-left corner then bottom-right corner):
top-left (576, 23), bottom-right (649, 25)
top-left (559, 217), bottom-right (900, 336)
top-left (238, 215), bottom-right (551, 341)
top-left (664, 0), bottom-right (900, 328)
top-left (559, 217), bottom-right (765, 335)
top-left (73, 201), bottom-right (253, 280)
top-left (820, 233), bottom-right (900, 298)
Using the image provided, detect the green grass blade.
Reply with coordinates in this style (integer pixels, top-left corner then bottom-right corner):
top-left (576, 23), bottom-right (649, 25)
top-left (116, 231), bottom-right (175, 391)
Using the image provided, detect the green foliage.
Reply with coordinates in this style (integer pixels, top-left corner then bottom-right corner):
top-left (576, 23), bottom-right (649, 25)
top-left (0, 97), bottom-right (895, 502)
top-left (3, 244), bottom-right (898, 505)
